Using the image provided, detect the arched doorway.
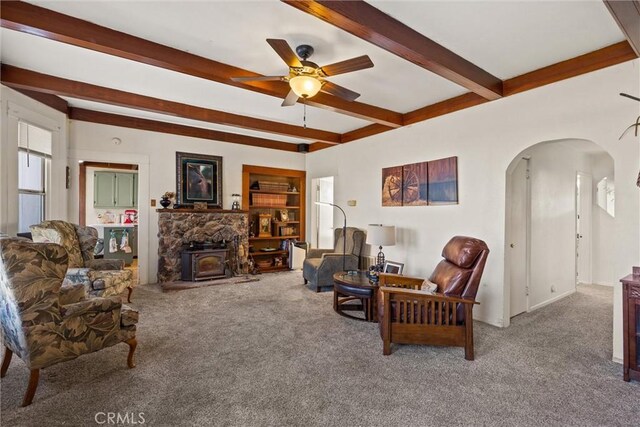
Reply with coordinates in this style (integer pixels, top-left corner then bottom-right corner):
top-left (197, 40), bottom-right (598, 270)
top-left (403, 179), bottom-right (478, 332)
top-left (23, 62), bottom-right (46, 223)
top-left (504, 138), bottom-right (615, 325)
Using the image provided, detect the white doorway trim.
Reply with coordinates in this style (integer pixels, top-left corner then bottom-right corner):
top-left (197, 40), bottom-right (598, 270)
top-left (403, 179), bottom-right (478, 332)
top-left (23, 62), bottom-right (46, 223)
top-left (310, 176), bottom-right (334, 249)
top-left (505, 157), bottom-right (531, 323)
top-left (69, 149), bottom-right (150, 285)
top-left (576, 171), bottom-right (593, 285)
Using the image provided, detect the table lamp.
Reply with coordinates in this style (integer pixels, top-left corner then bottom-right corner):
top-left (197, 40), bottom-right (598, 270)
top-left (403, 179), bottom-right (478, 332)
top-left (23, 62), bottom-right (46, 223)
top-left (366, 224), bottom-right (396, 268)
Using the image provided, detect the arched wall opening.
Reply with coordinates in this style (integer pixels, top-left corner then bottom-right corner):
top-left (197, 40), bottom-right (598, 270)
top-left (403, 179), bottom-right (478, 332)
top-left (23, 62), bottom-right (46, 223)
top-left (504, 138), bottom-right (615, 328)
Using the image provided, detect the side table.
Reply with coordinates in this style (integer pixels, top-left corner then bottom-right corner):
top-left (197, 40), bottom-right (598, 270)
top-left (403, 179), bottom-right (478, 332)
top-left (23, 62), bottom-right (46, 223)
top-left (333, 271), bottom-right (378, 322)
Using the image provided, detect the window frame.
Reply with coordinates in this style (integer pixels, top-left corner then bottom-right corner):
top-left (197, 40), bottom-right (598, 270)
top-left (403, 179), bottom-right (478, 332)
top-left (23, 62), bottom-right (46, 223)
top-left (17, 147), bottom-right (50, 231)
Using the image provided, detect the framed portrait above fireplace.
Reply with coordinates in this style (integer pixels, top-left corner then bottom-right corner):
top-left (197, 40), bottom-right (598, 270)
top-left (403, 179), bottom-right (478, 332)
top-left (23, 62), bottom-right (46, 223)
top-left (176, 151), bottom-right (223, 208)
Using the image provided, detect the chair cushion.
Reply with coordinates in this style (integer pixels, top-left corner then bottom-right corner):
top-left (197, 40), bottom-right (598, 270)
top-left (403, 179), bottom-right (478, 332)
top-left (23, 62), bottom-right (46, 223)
top-left (442, 236), bottom-right (487, 268)
top-left (421, 279), bottom-right (438, 294)
top-left (31, 221), bottom-right (85, 268)
top-left (429, 260), bottom-right (472, 297)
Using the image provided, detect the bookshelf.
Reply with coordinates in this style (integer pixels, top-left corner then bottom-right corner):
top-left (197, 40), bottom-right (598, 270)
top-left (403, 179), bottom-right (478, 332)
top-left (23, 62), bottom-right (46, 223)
top-left (242, 165), bottom-right (306, 272)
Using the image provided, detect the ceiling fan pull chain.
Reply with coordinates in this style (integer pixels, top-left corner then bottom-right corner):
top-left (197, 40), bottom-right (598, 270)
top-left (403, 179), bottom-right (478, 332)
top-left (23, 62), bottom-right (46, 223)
top-left (303, 99), bottom-right (307, 129)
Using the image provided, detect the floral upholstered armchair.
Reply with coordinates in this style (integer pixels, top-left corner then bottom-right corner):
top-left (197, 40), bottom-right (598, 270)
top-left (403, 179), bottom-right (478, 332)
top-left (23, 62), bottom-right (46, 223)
top-left (30, 220), bottom-right (135, 302)
top-left (0, 237), bottom-right (138, 406)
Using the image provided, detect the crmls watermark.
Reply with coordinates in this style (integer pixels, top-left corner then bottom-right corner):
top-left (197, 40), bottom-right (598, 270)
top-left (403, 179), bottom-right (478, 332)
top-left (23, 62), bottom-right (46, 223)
top-left (94, 412), bottom-right (146, 425)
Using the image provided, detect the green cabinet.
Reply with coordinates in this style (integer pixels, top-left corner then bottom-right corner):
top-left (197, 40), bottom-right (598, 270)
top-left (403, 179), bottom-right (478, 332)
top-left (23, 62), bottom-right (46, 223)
top-left (94, 172), bottom-right (138, 208)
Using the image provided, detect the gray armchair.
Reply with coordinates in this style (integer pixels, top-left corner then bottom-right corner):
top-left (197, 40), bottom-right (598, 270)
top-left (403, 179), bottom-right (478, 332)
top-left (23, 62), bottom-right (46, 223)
top-left (303, 227), bottom-right (365, 292)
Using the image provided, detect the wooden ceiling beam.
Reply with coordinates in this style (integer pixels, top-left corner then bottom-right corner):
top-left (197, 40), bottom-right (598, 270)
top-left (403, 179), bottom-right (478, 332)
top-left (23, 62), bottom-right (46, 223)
top-left (1, 64), bottom-right (341, 144)
top-left (69, 108), bottom-right (299, 152)
top-left (603, 1), bottom-right (640, 57)
top-left (312, 41), bottom-right (638, 152)
top-left (283, 0), bottom-right (503, 101)
top-left (503, 41), bottom-right (637, 96)
top-left (0, 1), bottom-right (402, 128)
top-left (13, 88), bottom-right (69, 115)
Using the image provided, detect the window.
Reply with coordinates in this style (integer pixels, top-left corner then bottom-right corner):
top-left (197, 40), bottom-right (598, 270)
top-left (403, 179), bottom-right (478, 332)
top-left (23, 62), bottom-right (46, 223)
top-left (596, 177), bottom-right (615, 217)
top-left (17, 122), bottom-right (52, 233)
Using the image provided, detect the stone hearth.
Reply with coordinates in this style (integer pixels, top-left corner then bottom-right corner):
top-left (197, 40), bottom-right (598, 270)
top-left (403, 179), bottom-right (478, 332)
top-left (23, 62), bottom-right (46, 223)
top-left (157, 209), bottom-right (249, 283)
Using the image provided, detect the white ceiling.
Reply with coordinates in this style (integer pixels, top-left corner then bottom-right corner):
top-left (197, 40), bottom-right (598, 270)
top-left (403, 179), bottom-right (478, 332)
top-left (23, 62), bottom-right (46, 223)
top-left (0, 1), bottom-right (626, 145)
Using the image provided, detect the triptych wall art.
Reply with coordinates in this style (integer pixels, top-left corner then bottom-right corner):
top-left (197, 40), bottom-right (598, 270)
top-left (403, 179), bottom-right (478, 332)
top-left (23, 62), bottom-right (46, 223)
top-left (381, 156), bottom-right (458, 207)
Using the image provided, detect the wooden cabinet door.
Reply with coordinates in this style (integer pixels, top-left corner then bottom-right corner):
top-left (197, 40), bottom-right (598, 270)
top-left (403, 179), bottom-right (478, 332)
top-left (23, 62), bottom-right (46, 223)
top-left (115, 173), bottom-right (136, 208)
top-left (94, 172), bottom-right (115, 208)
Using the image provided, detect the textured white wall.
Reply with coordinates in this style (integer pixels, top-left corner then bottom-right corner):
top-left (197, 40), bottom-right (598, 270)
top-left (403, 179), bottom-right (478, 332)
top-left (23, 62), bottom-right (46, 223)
top-left (591, 153), bottom-right (616, 286)
top-left (520, 141), bottom-right (591, 310)
top-left (68, 121), bottom-right (305, 285)
top-left (305, 60), bottom-right (640, 361)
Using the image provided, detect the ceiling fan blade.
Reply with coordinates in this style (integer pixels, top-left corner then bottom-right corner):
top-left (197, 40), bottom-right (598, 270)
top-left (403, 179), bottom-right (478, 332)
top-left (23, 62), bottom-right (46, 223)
top-left (320, 55), bottom-right (373, 76)
top-left (231, 75), bottom-right (284, 82)
top-left (267, 39), bottom-right (302, 68)
top-left (320, 81), bottom-right (360, 102)
top-left (620, 93), bottom-right (640, 102)
top-left (281, 89), bottom-right (299, 107)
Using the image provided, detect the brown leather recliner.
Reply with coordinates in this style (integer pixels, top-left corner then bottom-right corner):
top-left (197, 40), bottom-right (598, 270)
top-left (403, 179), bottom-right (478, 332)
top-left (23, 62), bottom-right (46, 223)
top-left (377, 236), bottom-right (489, 360)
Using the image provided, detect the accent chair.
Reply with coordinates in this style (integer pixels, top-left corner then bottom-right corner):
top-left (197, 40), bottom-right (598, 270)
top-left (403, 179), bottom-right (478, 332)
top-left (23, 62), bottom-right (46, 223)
top-left (0, 237), bottom-right (139, 406)
top-left (377, 236), bottom-right (489, 360)
top-left (303, 227), bottom-right (365, 292)
top-left (30, 220), bottom-right (135, 302)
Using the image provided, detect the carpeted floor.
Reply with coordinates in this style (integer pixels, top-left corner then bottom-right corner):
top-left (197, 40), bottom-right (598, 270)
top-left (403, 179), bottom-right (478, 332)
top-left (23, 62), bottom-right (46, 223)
top-left (1, 272), bottom-right (639, 426)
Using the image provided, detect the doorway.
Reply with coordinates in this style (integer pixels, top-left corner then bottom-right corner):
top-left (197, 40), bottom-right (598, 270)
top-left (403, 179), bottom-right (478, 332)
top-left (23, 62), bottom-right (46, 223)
top-left (507, 157), bottom-right (530, 318)
top-left (78, 160), bottom-right (140, 285)
top-left (310, 176), bottom-right (334, 249)
top-left (576, 172), bottom-right (592, 285)
top-left (503, 139), bottom-right (615, 327)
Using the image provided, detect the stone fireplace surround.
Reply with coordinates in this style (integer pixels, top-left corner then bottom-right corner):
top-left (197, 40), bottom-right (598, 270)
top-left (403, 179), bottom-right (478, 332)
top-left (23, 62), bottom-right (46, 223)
top-left (157, 209), bottom-right (249, 283)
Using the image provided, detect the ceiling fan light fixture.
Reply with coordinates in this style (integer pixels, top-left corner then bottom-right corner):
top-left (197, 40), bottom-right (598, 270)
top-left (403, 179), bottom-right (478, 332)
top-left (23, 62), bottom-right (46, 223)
top-left (289, 75), bottom-right (322, 98)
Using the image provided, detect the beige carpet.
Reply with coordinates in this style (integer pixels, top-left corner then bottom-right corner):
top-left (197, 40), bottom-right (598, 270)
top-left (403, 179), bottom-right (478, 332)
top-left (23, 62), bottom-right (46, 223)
top-left (1, 272), bottom-right (639, 426)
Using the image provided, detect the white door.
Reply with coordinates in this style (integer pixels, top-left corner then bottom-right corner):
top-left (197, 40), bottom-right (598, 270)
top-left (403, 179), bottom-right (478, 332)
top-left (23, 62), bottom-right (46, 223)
top-left (509, 158), bottom-right (530, 318)
top-left (310, 177), bottom-right (334, 249)
top-left (576, 173), bottom-right (592, 285)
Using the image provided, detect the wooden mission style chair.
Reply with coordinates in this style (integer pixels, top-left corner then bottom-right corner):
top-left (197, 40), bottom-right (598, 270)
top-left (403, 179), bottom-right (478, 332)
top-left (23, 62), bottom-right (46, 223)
top-left (0, 237), bottom-right (139, 406)
top-left (377, 236), bottom-right (489, 360)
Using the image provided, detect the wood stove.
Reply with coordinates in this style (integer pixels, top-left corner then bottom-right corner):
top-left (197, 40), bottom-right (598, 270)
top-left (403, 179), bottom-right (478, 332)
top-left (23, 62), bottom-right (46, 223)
top-left (181, 242), bottom-right (230, 281)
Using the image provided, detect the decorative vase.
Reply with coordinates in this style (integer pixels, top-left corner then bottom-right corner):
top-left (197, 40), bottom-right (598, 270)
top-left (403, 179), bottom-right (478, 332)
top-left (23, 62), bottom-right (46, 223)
top-left (159, 197), bottom-right (171, 208)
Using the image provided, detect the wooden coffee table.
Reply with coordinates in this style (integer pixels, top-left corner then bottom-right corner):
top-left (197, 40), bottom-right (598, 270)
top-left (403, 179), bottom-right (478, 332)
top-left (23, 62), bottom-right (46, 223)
top-left (333, 271), bottom-right (378, 322)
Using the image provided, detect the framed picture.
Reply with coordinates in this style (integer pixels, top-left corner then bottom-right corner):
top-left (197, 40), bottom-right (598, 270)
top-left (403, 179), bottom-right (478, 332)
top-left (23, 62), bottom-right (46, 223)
top-left (402, 161), bottom-right (429, 206)
top-left (176, 151), bottom-right (222, 208)
top-left (279, 209), bottom-right (289, 222)
top-left (258, 213), bottom-right (272, 237)
top-left (427, 156), bottom-right (458, 205)
top-left (382, 166), bottom-right (403, 206)
top-left (383, 260), bottom-right (404, 274)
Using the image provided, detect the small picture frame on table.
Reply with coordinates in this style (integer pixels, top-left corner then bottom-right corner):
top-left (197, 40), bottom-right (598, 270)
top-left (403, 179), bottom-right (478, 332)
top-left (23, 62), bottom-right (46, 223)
top-left (383, 261), bottom-right (404, 275)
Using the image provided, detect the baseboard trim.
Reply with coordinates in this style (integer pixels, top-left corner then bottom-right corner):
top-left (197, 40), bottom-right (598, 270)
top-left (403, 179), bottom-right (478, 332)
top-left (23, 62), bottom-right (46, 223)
top-left (612, 356), bottom-right (623, 365)
top-left (592, 282), bottom-right (615, 287)
top-left (529, 289), bottom-right (576, 312)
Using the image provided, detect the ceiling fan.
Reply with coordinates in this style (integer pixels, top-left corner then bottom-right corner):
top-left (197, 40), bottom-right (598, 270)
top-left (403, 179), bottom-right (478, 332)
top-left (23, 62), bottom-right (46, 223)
top-left (231, 39), bottom-right (373, 106)
top-left (619, 93), bottom-right (640, 140)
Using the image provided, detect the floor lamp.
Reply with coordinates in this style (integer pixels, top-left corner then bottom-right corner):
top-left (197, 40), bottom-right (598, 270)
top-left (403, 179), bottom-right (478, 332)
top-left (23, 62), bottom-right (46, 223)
top-left (315, 201), bottom-right (347, 272)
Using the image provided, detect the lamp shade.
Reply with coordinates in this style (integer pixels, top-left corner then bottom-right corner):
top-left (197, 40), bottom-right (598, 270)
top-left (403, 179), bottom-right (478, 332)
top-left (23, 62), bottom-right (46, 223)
top-left (366, 224), bottom-right (396, 246)
top-left (289, 75), bottom-right (322, 98)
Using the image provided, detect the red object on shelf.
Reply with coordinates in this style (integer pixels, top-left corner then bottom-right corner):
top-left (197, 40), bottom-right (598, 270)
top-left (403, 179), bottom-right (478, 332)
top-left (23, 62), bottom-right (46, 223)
top-left (123, 209), bottom-right (137, 224)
